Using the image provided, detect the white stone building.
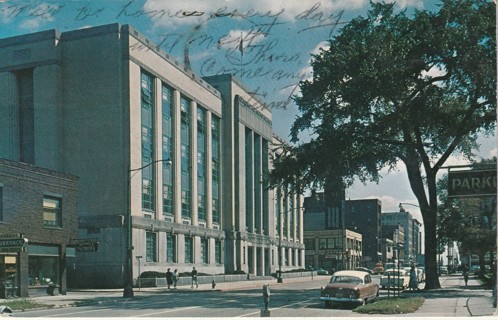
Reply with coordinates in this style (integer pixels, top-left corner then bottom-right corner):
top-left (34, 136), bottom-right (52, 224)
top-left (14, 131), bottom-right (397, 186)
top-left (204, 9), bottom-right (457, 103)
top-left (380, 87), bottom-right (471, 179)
top-left (0, 23), bottom-right (304, 288)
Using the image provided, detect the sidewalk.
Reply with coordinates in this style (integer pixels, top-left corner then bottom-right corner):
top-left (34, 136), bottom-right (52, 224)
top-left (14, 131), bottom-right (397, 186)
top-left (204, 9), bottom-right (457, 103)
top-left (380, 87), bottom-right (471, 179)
top-left (1, 274), bottom-right (496, 317)
top-left (9, 275), bottom-right (318, 309)
top-left (408, 273), bottom-right (496, 317)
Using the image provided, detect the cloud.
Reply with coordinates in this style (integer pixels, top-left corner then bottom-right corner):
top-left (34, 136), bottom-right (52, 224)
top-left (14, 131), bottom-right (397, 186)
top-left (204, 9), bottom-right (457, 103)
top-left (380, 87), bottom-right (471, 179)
top-left (217, 29), bottom-right (266, 52)
top-left (374, 0), bottom-right (425, 9)
top-left (488, 147), bottom-right (497, 158)
top-left (19, 18), bottom-right (42, 31)
top-left (143, 0), bottom-right (366, 28)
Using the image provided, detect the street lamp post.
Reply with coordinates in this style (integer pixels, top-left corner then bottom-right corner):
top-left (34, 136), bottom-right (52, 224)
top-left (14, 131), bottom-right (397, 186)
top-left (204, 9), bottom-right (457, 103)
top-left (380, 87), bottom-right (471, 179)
top-left (123, 158), bottom-right (172, 298)
top-left (277, 235), bottom-right (283, 283)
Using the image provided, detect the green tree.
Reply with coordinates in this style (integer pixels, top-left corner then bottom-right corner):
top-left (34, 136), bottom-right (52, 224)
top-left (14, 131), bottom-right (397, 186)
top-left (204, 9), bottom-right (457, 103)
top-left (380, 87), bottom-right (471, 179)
top-left (437, 159), bottom-right (497, 272)
top-left (271, 0), bottom-right (496, 289)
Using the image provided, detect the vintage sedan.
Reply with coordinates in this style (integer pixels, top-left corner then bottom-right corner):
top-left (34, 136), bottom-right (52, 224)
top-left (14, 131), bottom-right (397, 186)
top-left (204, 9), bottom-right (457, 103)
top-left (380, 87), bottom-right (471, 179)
top-left (320, 270), bottom-right (379, 308)
top-left (380, 268), bottom-right (410, 290)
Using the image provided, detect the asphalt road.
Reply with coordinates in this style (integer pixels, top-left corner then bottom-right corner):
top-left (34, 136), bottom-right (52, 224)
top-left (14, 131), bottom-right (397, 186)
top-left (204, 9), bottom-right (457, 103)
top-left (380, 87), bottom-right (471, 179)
top-left (13, 275), bottom-right (402, 318)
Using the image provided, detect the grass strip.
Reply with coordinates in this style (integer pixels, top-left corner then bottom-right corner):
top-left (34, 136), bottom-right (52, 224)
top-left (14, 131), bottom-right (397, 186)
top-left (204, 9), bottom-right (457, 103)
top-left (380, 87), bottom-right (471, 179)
top-left (354, 296), bottom-right (425, 314)
top-left (0, 298), bottom-right (54, 311)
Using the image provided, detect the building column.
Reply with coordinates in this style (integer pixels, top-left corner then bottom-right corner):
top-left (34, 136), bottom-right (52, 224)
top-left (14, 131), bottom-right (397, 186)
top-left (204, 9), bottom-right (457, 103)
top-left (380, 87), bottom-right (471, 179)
top-left (172, 90), bottom-right (182, 223)
top-left (154, 78), bottom-right (163, 220)
top-left (205, 111), bottom-right (213, 229)
top-left (190, 101), bottom-right (198, 226)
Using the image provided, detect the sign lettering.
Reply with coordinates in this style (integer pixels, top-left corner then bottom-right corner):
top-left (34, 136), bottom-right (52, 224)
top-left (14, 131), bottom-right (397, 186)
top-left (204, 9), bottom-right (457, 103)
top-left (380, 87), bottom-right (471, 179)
top-left (448, 170), bottom-right (497, 197)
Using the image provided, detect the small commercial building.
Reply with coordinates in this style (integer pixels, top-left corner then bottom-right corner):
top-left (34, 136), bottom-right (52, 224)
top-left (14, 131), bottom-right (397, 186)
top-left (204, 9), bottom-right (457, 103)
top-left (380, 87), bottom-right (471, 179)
top-left (0, 159), bottom-right (78, 297)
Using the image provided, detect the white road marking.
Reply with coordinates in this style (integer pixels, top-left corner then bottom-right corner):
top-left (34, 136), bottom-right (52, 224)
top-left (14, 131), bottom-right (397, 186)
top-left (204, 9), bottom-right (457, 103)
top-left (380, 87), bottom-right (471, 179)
top-left (135, 305), bottom-right (203, 317)
top-left (236, 298), bottom-right (315, 317)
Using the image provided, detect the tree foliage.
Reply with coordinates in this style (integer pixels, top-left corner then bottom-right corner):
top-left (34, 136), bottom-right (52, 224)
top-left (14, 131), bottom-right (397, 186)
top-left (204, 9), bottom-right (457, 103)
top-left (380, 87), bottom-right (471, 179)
top-left (437, 158), bottom-right (497, 270)
top-left (270, 0), bottom-right (496, 289)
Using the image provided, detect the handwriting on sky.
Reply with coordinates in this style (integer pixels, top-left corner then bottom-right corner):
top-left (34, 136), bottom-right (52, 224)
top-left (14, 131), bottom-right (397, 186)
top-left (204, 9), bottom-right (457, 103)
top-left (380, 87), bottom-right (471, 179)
top-left (2, 1), bottom-right (345, 109)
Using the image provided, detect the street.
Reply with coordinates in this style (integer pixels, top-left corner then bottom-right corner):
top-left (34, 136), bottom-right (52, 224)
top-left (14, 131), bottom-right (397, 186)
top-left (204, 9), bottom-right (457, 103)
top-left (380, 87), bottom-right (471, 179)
top-left (12, 275), bottom-right (418, 318)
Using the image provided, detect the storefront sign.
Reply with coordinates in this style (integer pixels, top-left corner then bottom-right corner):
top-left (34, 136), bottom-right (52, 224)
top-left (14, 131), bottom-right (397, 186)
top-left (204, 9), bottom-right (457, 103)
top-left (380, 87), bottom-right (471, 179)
top-left (448, 169), bottom-right (497, 197)
top-left (0, 238), bottom-right (27, 253)
top-left (76, 241), bottom-right (99, 252)
top-left (0, 233), bottom-right (23, 239)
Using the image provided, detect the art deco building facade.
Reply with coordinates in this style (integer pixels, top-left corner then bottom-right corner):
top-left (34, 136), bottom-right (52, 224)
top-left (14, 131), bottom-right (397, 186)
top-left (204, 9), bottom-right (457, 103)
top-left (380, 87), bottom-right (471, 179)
top-left (0, 23), bottom-right (304, 288)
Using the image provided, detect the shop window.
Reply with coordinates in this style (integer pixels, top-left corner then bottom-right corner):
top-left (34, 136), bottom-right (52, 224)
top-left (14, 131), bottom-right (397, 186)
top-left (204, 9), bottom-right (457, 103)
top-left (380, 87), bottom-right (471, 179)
top-left (28, 255), bottom-right (58, 286)
top-left (43, 196), bottom-right (62, 228)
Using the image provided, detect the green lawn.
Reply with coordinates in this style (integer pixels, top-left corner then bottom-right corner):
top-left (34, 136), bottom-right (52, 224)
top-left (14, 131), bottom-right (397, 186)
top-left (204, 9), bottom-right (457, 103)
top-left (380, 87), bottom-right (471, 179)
top-left (0, 298), bottom-right (53, 311)
top-left (354, 296), bottom-right (425, 314)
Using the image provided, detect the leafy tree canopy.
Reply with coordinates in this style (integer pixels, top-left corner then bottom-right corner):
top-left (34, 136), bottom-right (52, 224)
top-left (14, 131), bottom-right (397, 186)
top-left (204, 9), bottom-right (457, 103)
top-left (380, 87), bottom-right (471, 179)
top-left (270, 0), bottom-right (496, 289)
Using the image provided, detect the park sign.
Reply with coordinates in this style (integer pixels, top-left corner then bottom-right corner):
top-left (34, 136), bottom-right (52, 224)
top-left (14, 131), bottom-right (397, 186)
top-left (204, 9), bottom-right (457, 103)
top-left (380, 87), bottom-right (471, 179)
top-left (448, 169), bottom-right (497, 197)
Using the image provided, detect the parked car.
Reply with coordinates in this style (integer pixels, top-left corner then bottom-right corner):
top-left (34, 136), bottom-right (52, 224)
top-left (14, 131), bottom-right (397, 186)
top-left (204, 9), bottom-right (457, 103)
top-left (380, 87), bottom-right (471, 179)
top-left (439, 266), bottom-right (448, 275)
top-left (417, 266), bottom-right (425, 282)
top-left (380, 269), bottom-right (410, 290)
top-left (316, 268), bottom-right (329, 275)
top-left (372, 263), bottom-right (384, 275)
top-left (403, 267), bottom-right (422, 283)
top-left (355, 267), bottom-right (373, 274)
top-left (320, 270), bottom-right (379, 308)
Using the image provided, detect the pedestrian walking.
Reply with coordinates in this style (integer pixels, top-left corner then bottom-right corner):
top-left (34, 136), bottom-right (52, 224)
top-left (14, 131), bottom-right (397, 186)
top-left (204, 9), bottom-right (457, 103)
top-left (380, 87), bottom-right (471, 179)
top-left (191, 267), bottom-right (198, 288)
top-left (409, 266), bottom-right (418, 291)
top-left (173, 269), bottom-right (178, 289)
top-left (166, 268), bottom-right (173, 289)
top-left (463, 269), bottom-right (469, 287)
top-left (262, 283), bottom-right (271, 310)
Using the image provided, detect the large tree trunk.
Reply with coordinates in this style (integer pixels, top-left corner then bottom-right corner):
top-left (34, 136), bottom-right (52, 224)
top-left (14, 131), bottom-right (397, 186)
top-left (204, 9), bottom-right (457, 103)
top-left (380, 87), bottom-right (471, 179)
top-left (422, 208), bottom-right (441, 289)
top-left (403, 153), bottom-right (441, 289)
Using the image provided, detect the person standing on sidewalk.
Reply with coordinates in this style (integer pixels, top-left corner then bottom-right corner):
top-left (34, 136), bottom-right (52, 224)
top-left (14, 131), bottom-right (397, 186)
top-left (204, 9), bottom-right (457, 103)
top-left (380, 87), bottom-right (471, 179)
top-left (191, 267), bottom-right (198, 288)
top-left (409, 266), bottom-right (418, 290)
top-left (173, 269), bottom-right (178, 289)
top-left (166, 268), bottom-right (173, 289)
top-left (262, 283), bottom-right (271, 310)
top-left (463, 268), bottom-right (469, 287)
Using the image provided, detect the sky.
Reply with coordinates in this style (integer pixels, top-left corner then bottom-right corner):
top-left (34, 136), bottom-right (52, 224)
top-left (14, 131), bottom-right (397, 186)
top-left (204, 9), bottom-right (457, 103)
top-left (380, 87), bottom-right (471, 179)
top-left (0, 0), bottom-right (495, 228)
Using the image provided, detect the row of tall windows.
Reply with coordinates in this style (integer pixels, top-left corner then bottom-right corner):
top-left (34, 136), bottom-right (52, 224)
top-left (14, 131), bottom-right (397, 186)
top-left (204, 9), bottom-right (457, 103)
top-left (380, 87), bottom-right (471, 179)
top-left (253, 133), bottom-right (261, 232)
top-left (211, 117), bottom-right (221, 224)
top-left (244, 129), bottom-right (270, 233)
top-left (180, 97), bottom-right (191, 218)
top-left (162, 85), bottom-right (174, 216)
top-left (262, 140), bottom-right (269, 234)
top-left (141, 72), bottom-right (155, 211)
top-left (140, 70), bottom-right (221, 223)
top-left (245, 129), bottom-right (253, 230)
top-left (282, 186), bottom-right (288, 236)
top-left (162, 233), bottom-right (223, 264)
top-left (197, 108), bottom-right (207, 221)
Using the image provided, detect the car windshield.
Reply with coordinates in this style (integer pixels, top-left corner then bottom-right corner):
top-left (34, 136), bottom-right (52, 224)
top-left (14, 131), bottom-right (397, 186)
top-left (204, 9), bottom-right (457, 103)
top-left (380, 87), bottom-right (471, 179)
top-left (330, 276), bottom-right (363, 284)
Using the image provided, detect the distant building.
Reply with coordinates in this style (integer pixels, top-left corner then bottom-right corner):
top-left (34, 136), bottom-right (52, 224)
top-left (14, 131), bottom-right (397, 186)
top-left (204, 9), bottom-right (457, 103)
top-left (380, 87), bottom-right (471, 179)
top-left (380, 224), bottom-right (405, 263)
top-left (345, 199), bottom-right (382, 269)
top-left (380, 207), bottom-right (422, 265)
top-left (303, 229), bottom-right (362, 272)
top-left (303, 194), bottom-right (379, 269)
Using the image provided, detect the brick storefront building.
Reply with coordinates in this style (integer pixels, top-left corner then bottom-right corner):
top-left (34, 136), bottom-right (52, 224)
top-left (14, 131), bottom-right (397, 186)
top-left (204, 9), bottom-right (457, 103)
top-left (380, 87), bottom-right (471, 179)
top-left (0, 159), bottom-right (78, 297)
